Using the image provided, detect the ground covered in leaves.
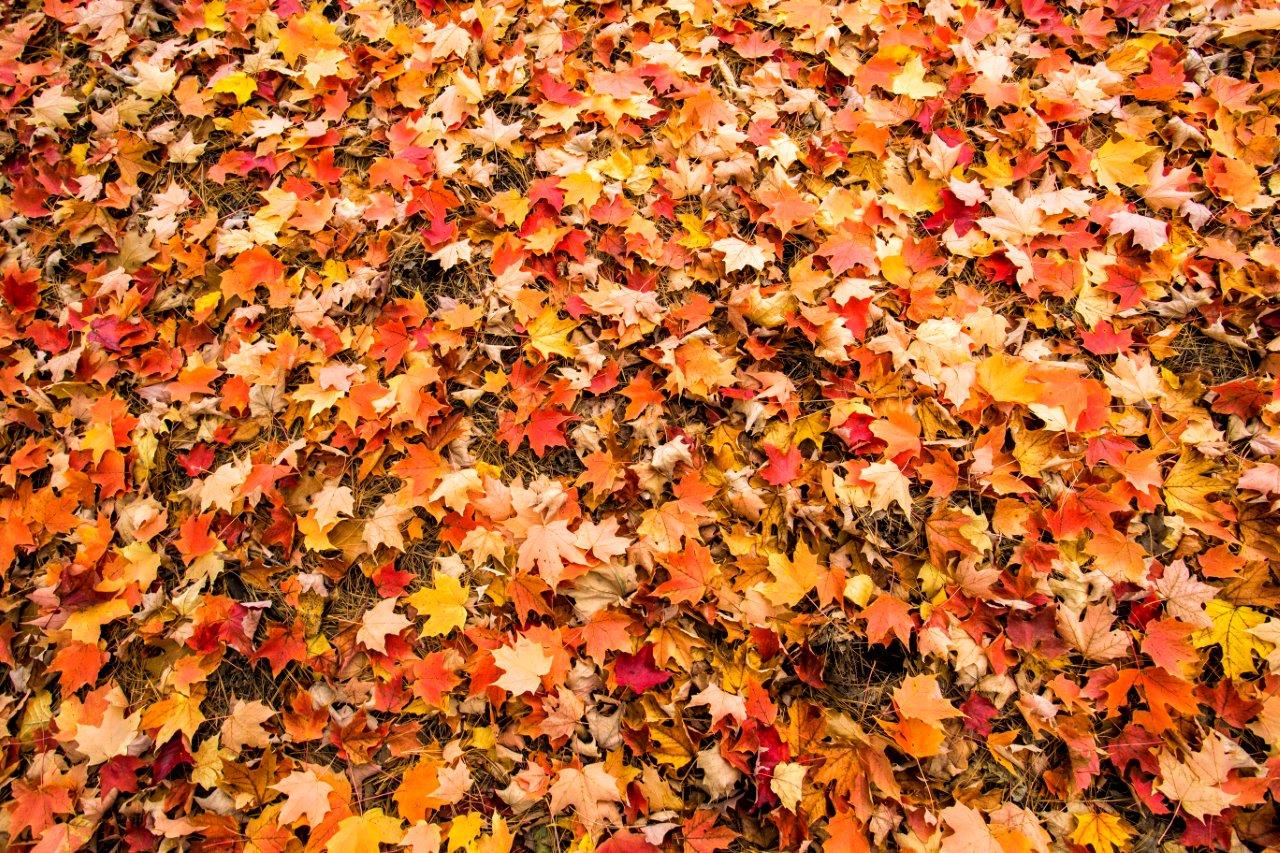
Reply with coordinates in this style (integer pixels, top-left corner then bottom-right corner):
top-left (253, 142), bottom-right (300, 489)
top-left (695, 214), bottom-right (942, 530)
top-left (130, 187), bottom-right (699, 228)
top-left (3, 0), bottom-right (1280, 850)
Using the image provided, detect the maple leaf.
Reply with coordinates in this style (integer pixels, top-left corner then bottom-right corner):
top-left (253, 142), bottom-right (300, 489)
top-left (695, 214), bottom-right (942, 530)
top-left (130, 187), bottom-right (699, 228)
top-left (539, 686), bottom-right (586, 743)
top-left (893, 675), bottom-right (965, 726)
top-left (309, 481), bottom-right (355, 529)
top-left (1217, 8), bottom-right (1280, 37)
top-left (883, 674), bottom-right (964, 759)
top-left (653, 544), bottom-right (718, 604)
top-left (273, 768), bottom-right (335, 826)
top-left (758, 183), bottom-right (817, 235)
top-left (429, 468), bottom-right (482, 512)
top-left (1142, 157), bottom-right (1197, 210)
top-left (469, 108), bottom-right (524, 153)
top-left (357, 599), bottom-right (410, 655)
top-left (712, 237), bottom-right (769, 273)
top-left (770, 762), bottom-right (807, 812)
top-left (492, 637), bottom-right (553, 696)
top-left (1153, 560), bottom-right (1216, 628)
top-left (1163, 451), bottom-right (1225, 522)
top-left (1, 264), bottom-right (40, 314)
top-left (325, 809), bottom-right (404, 853)
top-left (697, 749), bottom-right (743, 800)
top-left (682, 810), bottom-right (736, 853)
top-left (1140, 619), bottom-right (1196, 674)
top-left (8, 778), bottom-right (73, 839)
top-left (925, 506), bottom-right (993, 566)
top-left (1093, 137), bottom-right (1156, 191)
top-left (1155, 734), bottom-right (1252, 820)
top-left (859, 460), bottom-right (912, 514)
top-left (891, 55), bottom-right (943, 99)
top-left (939, 804), bottom-right (1002, 853)
top-left (759, 443), bottom-right (801, 486)
top-left (863, 594), bottom-right (914, 646)
top-left (764, 539), bottom-right (823, 607)
top-left (221, 698), bottom-right (274, 752)
top-left (362, 491), bottom-right (414, 553)
top-left (1070, 812), bottom-right (1132, 853)
top-left (687, 683), bottom-right (747, 724)
top-left (518, 520), bottom-right (587, 587)
top-left (1194, 599), bottom-right (1270, 679)
top-left (405, 573), bottom-right (469, 637)
top-left (613, 645), bottom-right (671, 692)
top-left (526, 309), bottom-right (579, 360)
top-left (1057, 605), bottom-right (1131, 662)
top-left (976, 188), bottom-right (1043, 244)
top-left (575, 517), bottom-right (632, 563)
top-left (73, 703), bottom-right (142, 766)
top-left (29, 85), bottom-right (81, 128)
top-left (130, 56), bottom-right (178, 100)
top-left (549, 763), bottom-right (623, 826)
top-left (28, 821), bottom-right (94, 853)
top-left (211, 71), bottom-right (257, 104)
top-left (523, 408), bottom-right (577, 456)
top-left (140, 687), bottom-right (206, 746)
top-left (1108, 210), bottom-right (1168, 252)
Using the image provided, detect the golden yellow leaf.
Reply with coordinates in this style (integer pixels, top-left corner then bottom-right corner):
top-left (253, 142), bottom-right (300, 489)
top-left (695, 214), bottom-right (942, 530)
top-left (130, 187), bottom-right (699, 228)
top-left (1163, 451), bottom-right (1220, 521)
top-left (1093, 137), bottom-right (1156, 192)
top-left (764, 539), bottom-right (822, 608)
top-left (677, 213), bottom-right (712, 249)
top-left (211, 72), bottom-right (257, 104)
top-left (326, 808), bottom-right (404, 853)
top-left (560, 171), bottom-right (604, 209)
top-left (526, 309), bottom-right (579, 360)
top-left (1194, 599), bottom-right (1271, 679)
top-left (1071, 812), bottom-right (1132, 853)
top-left (406, 573), bottom-right (470, 637)
top-left (141, 687), bottom-right (207, 746)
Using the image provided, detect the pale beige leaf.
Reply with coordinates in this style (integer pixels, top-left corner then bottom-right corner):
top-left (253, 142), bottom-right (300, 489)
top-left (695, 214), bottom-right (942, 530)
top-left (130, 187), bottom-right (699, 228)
top-left (492, 637), bottom-right (553, 696)
top-left (273, 769), bottom-right (335, 826)
top-left (357, 598), bottom-right (410, 654)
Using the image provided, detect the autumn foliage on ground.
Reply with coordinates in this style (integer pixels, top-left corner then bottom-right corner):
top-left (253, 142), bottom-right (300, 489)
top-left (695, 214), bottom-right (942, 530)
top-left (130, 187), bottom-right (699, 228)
top-left (4, 0), bottom-right (1280, 849)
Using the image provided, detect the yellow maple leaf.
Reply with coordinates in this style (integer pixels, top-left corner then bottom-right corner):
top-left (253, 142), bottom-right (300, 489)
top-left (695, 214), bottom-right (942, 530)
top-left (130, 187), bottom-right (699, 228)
top-left (770, 761), bottom-right (807, 812)
top-left (560, 171), bottom-right (604, 209)
top-left (277, 5), bottom-right (344, 65)
top-left (447, 812), bottom-right (485, 852)
top-left (406, 573), bottom-right (470, 637)
top-left (492, 637), bottom-right (553, 696)
top-left (1071, 811), bottom-right (1132, 853)
top-left (526, 308), bottom-right (579, 359)
top-left (326, 808), bottom-right (404, 853)
top-left (648, 724), bottom-right (695, 767)
top-left (63, 598), bottom-right (131, 644)
top-left (891, 55), bottom-right (943, 99)
top-left (73, 703), bottom-right (142, 765)
top-left (677, 213), bottom-right (711, 249)
top-left (475, 814), bottom-right (515, 853)
top-left (1195, 599), bottom-right (1271, 679)
top-left (1162, 451), bottom-right (1220, 521)
top-left (764, 539), bottom-right (822, 607)
top-left (523, 222), bottom-right (571, 254)
top-left (1093, 137), bottom-right (1156, 192)
top-left (976, 354), bottom-right (1041, 405)
top-left (488, 189), bottom-right (530, 226)
top-left (140, 687), bottom-right (207, 746)
top-left (211, 72), bottom-right (257, 105)
top-left (972, 149), bottom-right (1014, 187)
top-left (80, 420), bottom-right (117, 463)
top-left (202, 0), bottom-right (226, 30)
